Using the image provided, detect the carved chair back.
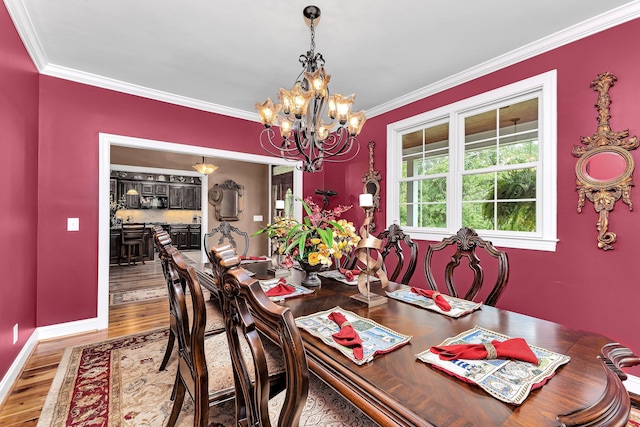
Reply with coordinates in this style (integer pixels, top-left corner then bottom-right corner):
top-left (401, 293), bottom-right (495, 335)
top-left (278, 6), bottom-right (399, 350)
top-left (424, 227), bottom-right (509, 307)
top-left (210, 244), bottom-right (309, 426)
top-left (204, 221), bottom-right (250, 260)
top-left (165, 249), bottom-right (212, 427)
top-left (376, 224), bottom-right (418, 285)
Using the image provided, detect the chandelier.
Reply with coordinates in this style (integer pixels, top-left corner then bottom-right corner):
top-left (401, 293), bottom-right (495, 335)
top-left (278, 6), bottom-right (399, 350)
top-left (255, 5), bottom-right (366, 173)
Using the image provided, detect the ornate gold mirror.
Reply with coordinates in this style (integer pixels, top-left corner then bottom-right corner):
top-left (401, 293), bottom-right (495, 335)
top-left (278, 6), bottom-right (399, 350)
top-left (362, 140), bottom-right (382, 232)
top-left (209, 179), bottom-right (244, 221)
top-left (574, 72), bottom-right (639, 250)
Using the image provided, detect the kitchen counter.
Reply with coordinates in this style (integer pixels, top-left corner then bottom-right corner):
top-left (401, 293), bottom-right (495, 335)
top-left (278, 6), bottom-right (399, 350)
top-left (109, 226), bottom-right (155, 265)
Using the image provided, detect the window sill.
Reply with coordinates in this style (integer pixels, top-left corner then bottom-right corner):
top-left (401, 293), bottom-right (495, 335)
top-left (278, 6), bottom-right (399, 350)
top-left (400, 227), bottom-right (558, 252)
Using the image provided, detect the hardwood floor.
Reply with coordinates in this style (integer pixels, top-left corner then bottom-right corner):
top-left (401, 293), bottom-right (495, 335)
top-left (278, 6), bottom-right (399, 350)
top-left (0, 261), bottom-right (171, 426)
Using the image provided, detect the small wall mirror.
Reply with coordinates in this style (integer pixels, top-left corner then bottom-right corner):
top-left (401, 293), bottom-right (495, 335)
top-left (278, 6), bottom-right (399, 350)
top-left (209, 179), bottom-right (244, 221)
top-left (574, 72), bottom-right (639, 250)
top-left (581, 150), bottom-right (629, 182)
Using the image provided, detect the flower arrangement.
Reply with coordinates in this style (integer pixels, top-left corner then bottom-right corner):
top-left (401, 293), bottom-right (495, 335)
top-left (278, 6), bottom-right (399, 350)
top-left (110, 194), bottom-right (126, 226)
top-left (254, 197), bottom-right (360, 269)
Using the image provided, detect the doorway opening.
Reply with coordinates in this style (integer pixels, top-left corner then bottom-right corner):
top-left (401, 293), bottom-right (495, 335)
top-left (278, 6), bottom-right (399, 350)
top-left (98, 133), bottom-right (303, 329)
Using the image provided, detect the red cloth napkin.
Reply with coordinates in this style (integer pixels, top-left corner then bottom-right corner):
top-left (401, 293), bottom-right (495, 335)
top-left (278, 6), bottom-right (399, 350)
top-left (265, 278), bottom-right (295, 297)
top-left (430, 338), bottom-right (539, 364)
top-left (328, 311), bottom-right (363, 360)
top-left (339, 267), bottom-right (360, 282)
top-left (411, 287), bottom-right (451, 311)
top-left (241, 256), bottom-right (268, 261)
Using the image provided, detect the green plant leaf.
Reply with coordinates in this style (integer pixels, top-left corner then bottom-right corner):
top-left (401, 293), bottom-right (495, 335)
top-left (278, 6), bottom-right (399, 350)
top-left (316, 227), bottom-right (333, 246)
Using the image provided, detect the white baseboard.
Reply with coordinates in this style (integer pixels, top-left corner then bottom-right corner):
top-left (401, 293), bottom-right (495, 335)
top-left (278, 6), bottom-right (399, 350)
top-left (36, 317), bottom-right (99, 340)
top-left (0, 330), bottom-right (39, 406)
top-left (0, 317), bottom-right (100, 407)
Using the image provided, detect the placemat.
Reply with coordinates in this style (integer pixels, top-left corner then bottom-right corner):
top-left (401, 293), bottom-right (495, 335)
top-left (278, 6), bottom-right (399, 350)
top-left (415, 326), bottom-right (570, 405)
top-left (386, 286), bottom-right (482, 318)
top-left (259, 278), bottom-right (314, 301)
top-left (295, 306), bottom-right (411, 365)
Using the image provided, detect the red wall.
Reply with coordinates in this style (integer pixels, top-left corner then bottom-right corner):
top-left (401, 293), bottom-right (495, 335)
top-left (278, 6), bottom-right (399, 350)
top-left (0, 3), bottom-right (39, 378)
top-left (36, 76), bottom-right (323, 326)
top-left (333, 17), bottom-right (640, 367)
top-left (4, 3), bottom-right (640, 382)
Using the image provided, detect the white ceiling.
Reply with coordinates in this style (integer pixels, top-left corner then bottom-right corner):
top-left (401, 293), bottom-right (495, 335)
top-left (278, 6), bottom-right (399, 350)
top-left (6, 0), bottom-right (640, 120)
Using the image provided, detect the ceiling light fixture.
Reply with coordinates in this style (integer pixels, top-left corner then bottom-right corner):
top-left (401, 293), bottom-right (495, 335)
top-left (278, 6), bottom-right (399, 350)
top-left (255, 5), bottom-right (366, 173)
top-left (193, 157), bottom-right (218, 175)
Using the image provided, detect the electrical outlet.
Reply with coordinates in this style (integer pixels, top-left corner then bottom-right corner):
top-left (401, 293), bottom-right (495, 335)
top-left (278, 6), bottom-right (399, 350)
top-left (13, 323), bottom-right (18, 345)
top-left (253, 215), bottom-right (263, 222)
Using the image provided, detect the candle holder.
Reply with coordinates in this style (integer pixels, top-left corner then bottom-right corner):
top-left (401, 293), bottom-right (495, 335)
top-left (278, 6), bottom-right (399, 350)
top-left (349, 209), bottom-right (388, 307)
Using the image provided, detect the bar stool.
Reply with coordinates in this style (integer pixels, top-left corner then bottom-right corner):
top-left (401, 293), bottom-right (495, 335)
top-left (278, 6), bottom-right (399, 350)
top-left (119, 224), bottom-right (146, 266)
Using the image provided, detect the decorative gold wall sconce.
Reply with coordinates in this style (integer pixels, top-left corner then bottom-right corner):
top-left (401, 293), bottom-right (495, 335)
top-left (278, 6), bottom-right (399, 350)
top-left (574, 72), bottom-right (639, 250)
top-left (361, 141), bottom-right (382, 232)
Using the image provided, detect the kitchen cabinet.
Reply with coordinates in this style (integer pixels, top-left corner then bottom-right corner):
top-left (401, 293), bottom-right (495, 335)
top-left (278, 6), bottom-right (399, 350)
top-left (169, 185), bottom-right (183, 209)
top-left (169, 224), bottom-right (190, 249)
top-left (154, 183), bottom-right (168, 196)
top-left (169, 184), bottom-right (200, 209)
top-left (120, 181), bottom-right (141, 209)
top-left (169, 224), bottom-right (201, 249)
top-left (141, 183), bottom-right (154, 196)
top-left (110, 171), bottom-right (200, 210)
top-left (183, 185), bottom-right (197, 209)
top-left (110, 179), bottom-right (117, 199)
top-left (189, 224), bottom-right (201, 248)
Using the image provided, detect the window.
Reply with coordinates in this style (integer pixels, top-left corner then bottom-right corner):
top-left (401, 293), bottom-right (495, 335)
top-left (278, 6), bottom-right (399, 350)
top-left (387, 71), bottom-right (557, 251)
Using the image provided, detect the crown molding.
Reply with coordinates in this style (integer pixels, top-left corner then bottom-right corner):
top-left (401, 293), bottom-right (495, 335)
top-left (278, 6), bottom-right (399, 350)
top-left (6, 0), bottom-right (640, 121)
top-left (40, 63), bottom-right (258, 122)
top-left (3, 0), bottom-right (48, 69)
top-left (366, 0), bottom-right (640, 118)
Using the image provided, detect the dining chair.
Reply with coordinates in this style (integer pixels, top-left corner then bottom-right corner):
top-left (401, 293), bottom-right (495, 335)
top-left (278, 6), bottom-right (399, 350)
top-left (152, 229), bottom-right (225, 372)
top-left (376, 224), bottom-right (418, 285)
top-left (119, 223), bottom-right (146, 266)
top-left (203, 221), bottom-right (250, 259)
top-left (209, 244), bottom-right (376, 426)
top-left (165, 248), bottom-right (286, 427)
top-left (423, 226), bottom-right (509, 307)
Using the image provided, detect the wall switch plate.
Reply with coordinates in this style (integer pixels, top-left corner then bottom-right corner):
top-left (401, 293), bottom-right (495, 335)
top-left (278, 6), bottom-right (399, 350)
top-left (253, 215), bottom-right (263, 222)
top-left (13, 324), bottom-right (18, 345)
top-left (67, 218), bottom-right (80, 231)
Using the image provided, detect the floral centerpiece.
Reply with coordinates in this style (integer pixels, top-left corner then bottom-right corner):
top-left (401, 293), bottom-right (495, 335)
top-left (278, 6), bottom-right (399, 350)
top-left (254, 197), bottom-right (360, 286)
top-left (110, 194), bottom-right (126, 227)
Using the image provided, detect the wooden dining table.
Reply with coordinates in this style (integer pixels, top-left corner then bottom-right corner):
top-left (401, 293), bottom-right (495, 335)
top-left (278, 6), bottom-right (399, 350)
top-left (193, 261), bottom-right (631, 427)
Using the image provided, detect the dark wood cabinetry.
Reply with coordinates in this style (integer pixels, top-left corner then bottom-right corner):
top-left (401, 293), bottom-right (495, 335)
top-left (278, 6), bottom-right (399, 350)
top-left (183, 185), bottom-right (197, 209)
top-left (189, 225), bottom-right (201, 248)
top-left (169, 184), bottom-right (199, 209)
top-left (120, 181), bottom-right (141, 209)
top-left (169, 224), bottom-right (201, 249)
top-left (110, 179), bottom-right (117, 199)
top-left (110, 171), bottom-right (200, 210)
top-left (154, 183), bottom-right (168, 196)
top-left (141, 183), bottom-right (154, 196)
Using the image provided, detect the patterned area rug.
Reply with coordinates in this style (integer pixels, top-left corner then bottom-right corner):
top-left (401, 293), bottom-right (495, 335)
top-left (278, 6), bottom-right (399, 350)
top-left (37, 328), bottom-right (236, 427)
top-left (36, 328), bottom-right (375, 427)
top-left (629, 407), bottom-right (640, 426)
top-left (109, 287), bottom-right (168, 306)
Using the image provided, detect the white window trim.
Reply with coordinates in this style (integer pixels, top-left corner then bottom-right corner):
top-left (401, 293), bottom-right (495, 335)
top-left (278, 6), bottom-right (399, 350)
top-left (386, 70), bottom-right (558, 251)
